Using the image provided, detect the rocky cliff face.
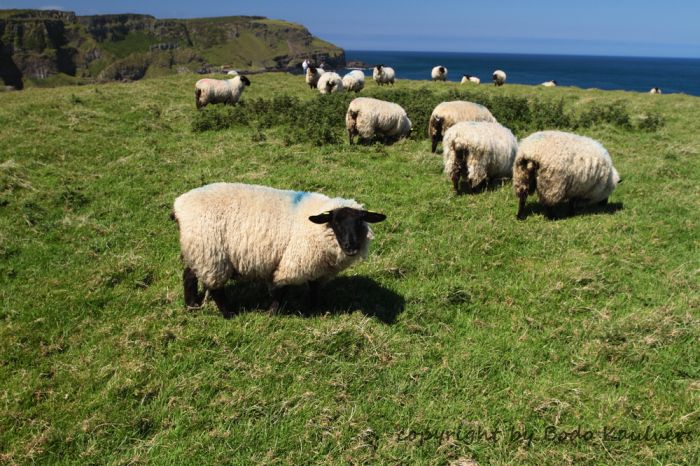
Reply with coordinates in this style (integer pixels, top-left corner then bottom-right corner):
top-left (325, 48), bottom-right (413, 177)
top-left (0, 10), bottom-right (345, 89)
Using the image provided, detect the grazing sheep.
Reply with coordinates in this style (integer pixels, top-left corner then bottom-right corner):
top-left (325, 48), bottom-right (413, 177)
top-left (461, 75), bottom-right (480, 85)
top-left (317, 72), bottom-right (345, 94)
top-left (346, 97), bottom-right (412, 144)
top-left (541, 80), bottom-right (558, 87)
top-left (513, 131), bottom-right (621, 219)
top-left (443, 121), bottom-right (518, 194)
top-left (431, 65), bottom-right (448, 81)
top-left (194, 75), bottom-right (250, 109)
top-left (342, 70), bottom-right (365, 93)
top-left (372, 64), bottom-right (396, 86)
top-left (428, 101), bottom-right (497, 153)
top-left (173, 183), bottom-right (386, 316)
top-left (649, 87), bottom-right (662, 94)
top-left (305, 66), bottom-right (325, 89)
top-left (492, 69), bottom-right (507, 86)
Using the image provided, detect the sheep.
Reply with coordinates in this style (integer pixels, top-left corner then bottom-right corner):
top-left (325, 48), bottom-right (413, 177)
top-left (194, 75), bottom-right (250, 109)
top-left (372, 64), bottom-right (395, 86)
top-left (305, 66), bottom-right (325, 89)
top-left (513, 131), bottom-right (621, 220)
top-left (346, 97), bottom-right (412, 144)
top-left (442, 121), bottom-right (518, 194)
top-left (461, 75), bottom-right (480, 85)
top-left (649, 87), bottom-right (662, 94)
top-left (342, 70), bottom-right (365, 93)
top-left (173, 183), bottom-right (387, 317)
top-left (317, 72), bottom-right (344, 94)
top-left (541, 80), bottom-right (558, 87)
top-left (492, 69), bottom-right (507, 86)
top-left (431, 65), bottom-right (448, 81)
top-left (428, 100), bottom-right (497, 153)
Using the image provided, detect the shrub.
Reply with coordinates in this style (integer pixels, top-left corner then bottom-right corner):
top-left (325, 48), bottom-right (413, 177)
top-left (636, 112), bottom-right (665, 132)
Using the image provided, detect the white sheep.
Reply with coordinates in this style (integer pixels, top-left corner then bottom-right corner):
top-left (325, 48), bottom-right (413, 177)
top-left (513, 131), bottom-right (621, 219)
top-left (317, 72), bottom-right (345, 94)
top-left (492, 69), bottom-right (507, 86)
top-left (461, 75), bottom-right (480, 85)
top-left (173, 183), bottom-right (386, 316)
top-left (342, 70), bottom-right (365, 93)
top-left (372, 64), bottom-right (395, 86)
top-left (194, 75), bottom-right (250, 109)
top-left (346, 97), bottom-right (412, 144)
top-left (428, 100), bottom-right (497, 153)
top-left (442, 121), bottom-right (518, 194)
top-left (649, 87), bottom-right (662, 94)
top-left (431, 66), bottom-right (448, 81)
top-left (541, 80), bottom-right (558, 87)
top-left (305, 66), bottom-right (325, 89)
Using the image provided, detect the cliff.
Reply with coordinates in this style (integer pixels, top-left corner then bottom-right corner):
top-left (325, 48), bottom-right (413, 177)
top-left (0, 10), bottom-right (345, 89)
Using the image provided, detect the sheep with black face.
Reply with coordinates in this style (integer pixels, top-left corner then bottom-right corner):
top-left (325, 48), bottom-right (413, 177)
top-left (172, 183), bottom-right (386, 317)
top-left (194, 75), bottom-right (250, 109)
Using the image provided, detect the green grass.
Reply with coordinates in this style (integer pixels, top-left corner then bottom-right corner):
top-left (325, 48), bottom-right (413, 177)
top-left (0, 73), bottom-right (698, 464)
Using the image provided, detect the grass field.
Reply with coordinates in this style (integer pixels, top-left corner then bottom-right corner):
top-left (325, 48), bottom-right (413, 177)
top-left (0, 73), bottom-right (698, 464)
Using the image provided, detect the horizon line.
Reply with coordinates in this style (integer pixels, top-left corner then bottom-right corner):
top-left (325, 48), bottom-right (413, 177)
top-left (344, 49), bottom-right (700, 61)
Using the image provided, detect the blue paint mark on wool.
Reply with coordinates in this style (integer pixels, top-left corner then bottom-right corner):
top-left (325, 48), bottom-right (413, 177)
top-left (291, 191), bottom-right (309, 205)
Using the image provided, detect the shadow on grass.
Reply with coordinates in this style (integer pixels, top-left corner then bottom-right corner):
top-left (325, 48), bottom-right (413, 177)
top-left (518, 201), bottom-right (624, 220)
top-left (212, 276), bottom-right (404, 324)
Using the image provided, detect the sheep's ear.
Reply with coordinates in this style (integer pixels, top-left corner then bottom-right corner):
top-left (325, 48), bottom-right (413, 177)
top-left (362, 211), bottom-right (386, 223)
top-left (309, 211), bottom-right (333, 224)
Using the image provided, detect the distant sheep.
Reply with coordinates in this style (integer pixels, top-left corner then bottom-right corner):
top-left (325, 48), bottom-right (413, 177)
top-left (492, 69), bottom-right (507, 86)
top-left (513, 131), bottom-right (621, 219)
top-left (443, 121), bottom-right (518, 194)
top-left (317, 72), bottom-right (345, 94)
top-left (305, 66), bottom-right (325, 89)
top-left (541, 80), bottom-right (558, 87)
top-left (461, 75), bottom-right (480, 85)
top-left (649, 87), bottom-right (662, 94)
top-left (432, 66), bottom-right (448, 81)
top-left (173, 183), bottom-right (386, 316)
top-left (346, 97), bottom-right (412, 144)
top-left (342, 70), bottom-right (365, 93)
top-left (194, 75), bottom-right (250, 109)
top-left (373, 64), bottom-right (396, 86)
top-left (428, 100), bottom-right (497, 153)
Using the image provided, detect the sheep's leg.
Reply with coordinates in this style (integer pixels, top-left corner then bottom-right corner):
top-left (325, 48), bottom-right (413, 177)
top-left (308, 280), bottom-right (322, 310)
top-left (209, 288), bottom-right (234, 319)
top-left (516, 192), bottom-right (528, 220)
top-left (269, 286), bottom-right (289, 314)
top-left (183, 267), bottom-right (203, 308)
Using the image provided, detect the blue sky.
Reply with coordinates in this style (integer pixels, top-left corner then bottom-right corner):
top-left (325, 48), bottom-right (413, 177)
top-left (3, 0), bottom-right (699, 58)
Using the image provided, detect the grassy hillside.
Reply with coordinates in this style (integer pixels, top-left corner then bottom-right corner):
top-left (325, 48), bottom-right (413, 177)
top-left (0, 73), bottom-right (698, 464)
top-left (1, 11), bottom-right (345, 89)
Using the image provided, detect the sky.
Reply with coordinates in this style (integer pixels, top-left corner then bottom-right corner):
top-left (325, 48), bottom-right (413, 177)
top-left (2, 0), bottom-right (699, 58)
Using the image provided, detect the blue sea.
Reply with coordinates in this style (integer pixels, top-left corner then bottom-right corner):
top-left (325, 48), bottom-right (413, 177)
top-left (341, 50), bottom-right (700, 96)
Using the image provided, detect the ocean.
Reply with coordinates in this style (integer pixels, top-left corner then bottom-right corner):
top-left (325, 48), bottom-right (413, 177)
top-left (341, 50), bottom-right (700, 96)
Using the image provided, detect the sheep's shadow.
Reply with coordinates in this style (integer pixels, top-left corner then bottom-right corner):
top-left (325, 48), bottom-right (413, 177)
top-left (209, 276), bottom-right (404, 324)
top-left (454, 177), bottom-right (511, 195)
top-left (519, 201), bottom-right (624, 220)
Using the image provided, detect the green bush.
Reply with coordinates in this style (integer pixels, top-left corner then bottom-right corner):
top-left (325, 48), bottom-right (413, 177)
top-left (191, 87), bottom-right (656, 143)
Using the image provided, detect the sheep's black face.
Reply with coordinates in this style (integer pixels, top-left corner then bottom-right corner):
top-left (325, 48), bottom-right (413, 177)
top-left (309, 208), bottom-right (386, 256)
